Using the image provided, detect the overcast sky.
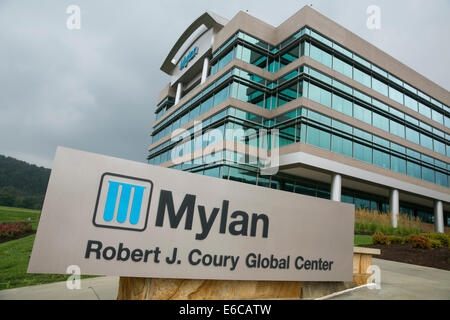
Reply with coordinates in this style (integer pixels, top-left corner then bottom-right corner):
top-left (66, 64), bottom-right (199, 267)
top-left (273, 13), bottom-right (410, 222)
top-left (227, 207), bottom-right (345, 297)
top-left (0, 0), bottom-right (449, 168)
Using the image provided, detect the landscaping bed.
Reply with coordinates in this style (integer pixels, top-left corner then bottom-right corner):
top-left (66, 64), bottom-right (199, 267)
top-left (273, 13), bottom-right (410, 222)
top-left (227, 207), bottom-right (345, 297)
top-left (360, 243), bottom-right (450, 271)
top-left (0, 221), bottom-right (34, 244)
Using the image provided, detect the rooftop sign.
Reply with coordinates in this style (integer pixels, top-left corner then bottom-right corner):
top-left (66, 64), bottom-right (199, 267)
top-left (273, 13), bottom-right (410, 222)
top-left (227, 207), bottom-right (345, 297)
top-left (179, 46), bottom-right (198, 70)
top-left (28, 147), bottom-right (354, 281)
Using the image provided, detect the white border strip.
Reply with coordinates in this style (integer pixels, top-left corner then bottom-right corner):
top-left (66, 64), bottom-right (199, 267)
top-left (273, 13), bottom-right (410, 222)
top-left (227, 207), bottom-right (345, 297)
top-left (315, 283), bottom-right (377, 300)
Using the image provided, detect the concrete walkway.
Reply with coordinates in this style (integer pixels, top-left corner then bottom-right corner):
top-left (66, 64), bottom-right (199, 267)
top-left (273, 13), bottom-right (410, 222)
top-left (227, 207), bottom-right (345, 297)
top-left (0, 276), bottom-right (119, 300)
top-left (330, 258), bottom-right (450, 300)
top-left (0, 258), bottom-right (449, 299)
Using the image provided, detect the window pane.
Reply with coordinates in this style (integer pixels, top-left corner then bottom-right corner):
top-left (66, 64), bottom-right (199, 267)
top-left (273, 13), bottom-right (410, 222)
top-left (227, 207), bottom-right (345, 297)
top-left (332, 135), bottom-right (353, 157)
top-left (354, 103), bottom-right (372, 125)
top-left (310, 44), bottom-right (332, 68)
top-left (407, 161), bottom-right (421, 179)
top-left (419, 103), bottom-right (431, 118)
top-left (353, 68), bottom-right (371, 88)
top-left (404, 95), bottom-right (418, 112)
top-left (389, 86), bottom-right (404, 105)
top-left (307, 126), bottom-right (331, 150)
top-left (332, 56), bottom-right (353, 78)
top-left (405, 127), bottom-right (420, 144)
top-left (308, 83), bottom-right (331, 107)
top-left (391, 156), bottom-right (406, 174)
top-left (373, 149), bottom-right (390, 169)
top-left (420, 133), bottom-right (433, 150)
top-left (432, 109), bottom-right (444, 124)
top-left (372, 77), bottom-right (388, 96)
top-left (332, 94), bottom-right (353, 116)
top-left (422, 166), bottom-right (435, 183)
top-left (354, 142), bottom-right (372, 163)
top-left (373, 112), bottom-right (389, 131)
top-left (389, 120), bottom-right (405, 138)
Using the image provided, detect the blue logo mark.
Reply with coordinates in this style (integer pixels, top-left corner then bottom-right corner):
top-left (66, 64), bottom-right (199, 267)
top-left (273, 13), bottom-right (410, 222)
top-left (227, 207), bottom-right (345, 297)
top-left (180, 46), bottom-right (198, 70)
top-left (103, 181), bottom-right (146, 225)
top-left (93, 173), bottom-right (153, 232)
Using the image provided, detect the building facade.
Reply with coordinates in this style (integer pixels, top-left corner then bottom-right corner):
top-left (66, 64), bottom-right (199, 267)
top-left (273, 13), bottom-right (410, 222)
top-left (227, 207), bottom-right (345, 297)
top-left (148, 7), bottom-right (450, 232)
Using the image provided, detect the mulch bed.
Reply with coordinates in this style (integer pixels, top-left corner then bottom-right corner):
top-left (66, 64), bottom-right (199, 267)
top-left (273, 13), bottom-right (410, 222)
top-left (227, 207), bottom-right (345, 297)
top-left (360, 243), bottom-right (450, 271)
top-left (0, 231), bottom-right (36, 244)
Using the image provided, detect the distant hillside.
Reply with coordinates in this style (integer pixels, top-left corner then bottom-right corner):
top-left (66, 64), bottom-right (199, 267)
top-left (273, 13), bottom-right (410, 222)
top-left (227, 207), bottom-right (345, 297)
top-left (0, 155), bottom-right (51, 210)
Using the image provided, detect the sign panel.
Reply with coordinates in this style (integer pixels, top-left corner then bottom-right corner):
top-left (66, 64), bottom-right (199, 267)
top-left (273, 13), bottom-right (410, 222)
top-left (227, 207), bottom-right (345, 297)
top-left (28, 147), bottom-right (355, 281)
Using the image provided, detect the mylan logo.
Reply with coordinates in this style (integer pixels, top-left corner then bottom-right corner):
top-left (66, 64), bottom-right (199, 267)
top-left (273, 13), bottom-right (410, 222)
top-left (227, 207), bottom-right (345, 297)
top-left (92, 173), bottom-right (153, 231)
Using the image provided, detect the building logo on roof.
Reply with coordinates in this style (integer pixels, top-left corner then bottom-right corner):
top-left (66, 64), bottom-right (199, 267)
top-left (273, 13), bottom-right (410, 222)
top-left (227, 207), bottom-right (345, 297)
top-left (180, 46), bottom-right (198, 70)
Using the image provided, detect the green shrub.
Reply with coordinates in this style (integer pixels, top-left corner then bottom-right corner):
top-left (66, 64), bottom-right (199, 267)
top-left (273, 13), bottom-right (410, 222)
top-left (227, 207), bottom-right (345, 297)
top-left (430, 239), bottom-right (443, 249)
top-left (372, 232), bottom-right (390, 245)
top-left (406, 234), bottom-right (431, 249)
top-left (421, 233), bottom-right (450, 248)
top-left (387, 235), bottom-right (405, 244)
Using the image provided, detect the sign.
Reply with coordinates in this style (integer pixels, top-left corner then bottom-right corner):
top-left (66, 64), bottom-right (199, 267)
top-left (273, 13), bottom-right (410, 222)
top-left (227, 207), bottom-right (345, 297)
top-left (28, 147), bottom-right (355, 281)
top-left (179, 46), bottom-right (198, 70)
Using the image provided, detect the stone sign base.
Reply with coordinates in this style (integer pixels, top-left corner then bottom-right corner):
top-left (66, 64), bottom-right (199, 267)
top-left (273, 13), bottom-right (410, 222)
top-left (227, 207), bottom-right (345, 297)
top-left (117, 247), bottom-right (380, 300)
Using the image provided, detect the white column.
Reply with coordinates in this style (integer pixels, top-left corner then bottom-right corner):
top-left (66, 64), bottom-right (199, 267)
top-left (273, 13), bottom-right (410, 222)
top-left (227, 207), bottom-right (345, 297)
top-left (174, 82), bottom-right (183, 105)
top-left (330, 173), bottom-right (341, 202)
top-left (434, 200), bottom-right (444, 233)
top-left (201, 57), bottom-right (209, 84)
top-left (390, 189), bottom-right (399, 228)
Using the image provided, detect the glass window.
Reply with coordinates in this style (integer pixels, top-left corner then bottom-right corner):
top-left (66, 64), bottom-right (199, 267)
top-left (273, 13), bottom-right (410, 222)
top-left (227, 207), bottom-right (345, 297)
top-left (371, 65), bottom-right (387, 77)
top-left (309, 110), bottom-right (331, 126)
top-left (404, 95), bottom-right (418, 112)
top-left (200, 96), bottom-right (213, 114)
top-left (372, 77), bottom-right (388, 96)
top-left (332, 94), bottom-right (353, 117)
top-left (389, 120), bottom-right (405, 138)
top-left (308, 83), bottom-right (331, 107)
top-left (332, 79), bottom-right (353, 95)
top-left (418, 103), bottom-right (431, 118)
top-left (277, 84), bottom-right (297, 107)
top-left (435, 170), bottom-right (448, 188)
top-left (354, 103), bottom-right (372, 125)
top-left (307, 126), bottom-right (331, 150)
top-left (420, 133), bottom-right (433, 150)
top-left (422, 166), bottom-right (435, 184)
top-left (310, 44), bottom-right (332, 68)
top-left (218, 49), bottom-right (233, 70)
top-left (353, 68), bottom-right (371, 88)
top-left (310, 69), bottom-right (332, 84)
top-left (332, 56), bottom-right (353, 78)
top-left (389, 86), bottom-right (404, 105)
top-left (332, 134), bottom-right (353, 158)
top-left (213, 85), bottom-right (229, 106)
top-left (333, 43), bottom-right (352, 58)
top-left (354, 142), bottom-right (372, 163)
top-left (432, 109), bottom-right (444, 124)
top-left (434, 139), bottom-right (446, 155)
top-left (391, 156), bottom-right (406, 174)
top-left (373, 149), bottom-right (390, 169)
top-left (405, 127), bottom-right (420, 145)
top-left (373, 112), bottom-right (389, 131)
top-left (280, 45), bottom-right (299, 68)
top-left (353, 55), bottom-right (371, 69)
top-left (407, 160), bottom-right (421, 179)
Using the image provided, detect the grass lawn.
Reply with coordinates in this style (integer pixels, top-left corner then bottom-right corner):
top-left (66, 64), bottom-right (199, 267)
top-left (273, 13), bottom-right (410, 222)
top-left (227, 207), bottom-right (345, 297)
top-left (0, 234), bottom-right (69, 290)
top-left (0, 206), bottom-right (94, 290)
top-left (354, 234), bottom-right (373, 246)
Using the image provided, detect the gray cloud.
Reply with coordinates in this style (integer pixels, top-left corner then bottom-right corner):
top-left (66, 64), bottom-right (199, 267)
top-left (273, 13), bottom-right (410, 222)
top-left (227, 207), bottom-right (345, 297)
top-left (0, 0), bottom-right (448, 168)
